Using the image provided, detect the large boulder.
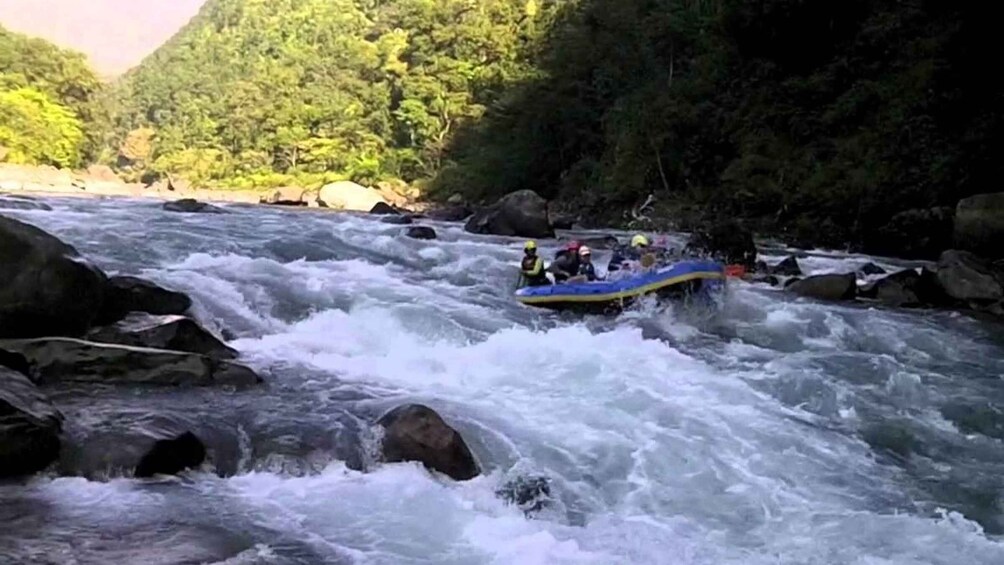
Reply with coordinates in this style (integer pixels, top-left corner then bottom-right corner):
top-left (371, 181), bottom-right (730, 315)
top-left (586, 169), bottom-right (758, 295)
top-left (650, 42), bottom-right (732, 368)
top-left (0, 215), bottom-right (107, 338)
top-left (163, 199), bottom-right (227, 214)
top-left (378, 404), bottom-right (480, 481)
top-left (96, 276), bottom-right (193, 325)
top-left (866, 207), bottom-right (955, 259)
top-left (262, 187), bottom-right (306, 206)
top-left (0, 366), bottom-right (62, 477)
top-left (87, 314), bottom-right (237, 360)
top-left (859, 269), bottom-right (924, 307)
top-left (426, 204), bottom-right (473, 222)
top-left (464, 190), bottom-right (553, 238)
top-left (935, 250), bottom-right (1003, 303)
top-left (317, 181), bottom-right (387, 212)
top-left (685, 219), bottom-right (757, 269)
top-left (787, 273), bottom-right (857, 302)
top-left (955, 193), bottom-right (1004, 259)
top-left (0, 338), bottom-right (260, 388)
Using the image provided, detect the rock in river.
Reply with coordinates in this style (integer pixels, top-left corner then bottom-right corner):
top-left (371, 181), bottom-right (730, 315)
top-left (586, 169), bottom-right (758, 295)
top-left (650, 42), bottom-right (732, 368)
top-left (935, 250), bottom-right (1003, 303)
top-left (405, 226), bottom-right (437, 240)
top-left (87, 314), bottom-right (237, 360)
top-left (787, 273), bottom-right (858, 302)
top-left (1, 214), bottom-right (107, 338)
top-left (464, 190), bottom-right (553, 239)
top-left (0, 366), bottom-right (62, 477)
top-left (0, 338), bottom-right (260, 388)
top-left (163, 199), bottom-right (227, 214)
top-left (378, 404), bottom-right (480, 481)
top-left (96, 275), bottom-right (193, 325)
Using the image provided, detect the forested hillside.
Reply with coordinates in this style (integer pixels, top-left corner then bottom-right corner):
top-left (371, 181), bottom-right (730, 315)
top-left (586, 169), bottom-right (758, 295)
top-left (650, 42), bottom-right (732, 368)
top-left (0, 25), bottom-right (105, 167)
top-left (6, 0), bottom-right (1001, 255)
top-left (109, 0), bottom-right (558, 188)
top-left (432, 0), bottom-right (1002, 254)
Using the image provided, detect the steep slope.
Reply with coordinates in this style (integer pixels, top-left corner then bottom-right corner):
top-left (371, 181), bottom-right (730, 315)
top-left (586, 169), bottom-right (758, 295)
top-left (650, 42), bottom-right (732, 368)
top-left (110, 0), bottom-right (557, 188)
top-left (0, 25), bottom-right (104, 167)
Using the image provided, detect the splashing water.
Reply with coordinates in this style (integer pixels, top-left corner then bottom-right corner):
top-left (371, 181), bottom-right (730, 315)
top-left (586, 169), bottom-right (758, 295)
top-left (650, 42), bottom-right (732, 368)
top-left (2, 197), bottom-right (1004, 564)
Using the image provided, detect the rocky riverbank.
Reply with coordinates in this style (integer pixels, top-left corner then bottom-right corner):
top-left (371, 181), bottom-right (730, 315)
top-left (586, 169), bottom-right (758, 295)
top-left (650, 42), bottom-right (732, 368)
top-left (1, 212), bottom-right (478, 483)
top-left (0, 163), bottom-right (423, 212)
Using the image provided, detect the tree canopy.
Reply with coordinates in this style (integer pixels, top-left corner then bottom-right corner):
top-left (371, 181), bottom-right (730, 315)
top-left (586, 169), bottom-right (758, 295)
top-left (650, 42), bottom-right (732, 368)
top-left (109, 0), bottom-right (558, 188)
top-left (431, 0), bottom-right (1003, 255)
top-left (0, 25), bottom-right (102, 167)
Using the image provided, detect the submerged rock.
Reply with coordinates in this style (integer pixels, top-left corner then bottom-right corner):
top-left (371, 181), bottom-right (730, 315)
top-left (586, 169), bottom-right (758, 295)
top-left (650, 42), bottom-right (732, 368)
top-left (0, 196), bottom-right (53, 211)
top-left (377, 404), bottom-right (480, 481)
top-left (464, 190), bottom-right (553, 239)
top-left (787, 273), bottom-right (857, 301)
top-left (0, 366), bottom-right (62, 477)
top-left (380, 214), bottom-right (413, 225)
top-left (406, 226), bottom-right (437, 240)
top-left (0, 338), bottom-right (260, 388)
top-left (0, 215), bottom-right (107, 338)
top-left (496, 475), bottom-right (554, 515)
top-left (55, 407), bottom-right (219, 479)
top-left (96, 275), bottom-right (193, 325)
top-left (685, 219), bottom-right (757, 269)
top-left (163, 198), bottom-right (227, 214)
top-left (935, 250), bottom-right (1003, 303)
top-left (87, 314), bottom-right (237, 360)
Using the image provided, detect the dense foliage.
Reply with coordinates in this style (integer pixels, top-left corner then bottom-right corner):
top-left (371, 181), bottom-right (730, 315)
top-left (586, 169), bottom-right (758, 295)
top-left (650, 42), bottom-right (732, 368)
top-left (432, 0), bottom-right (1003, 254)
top-left (0, 25), bottom-right (103, 167)
top-left (109, 0), bottom-right (558, 188)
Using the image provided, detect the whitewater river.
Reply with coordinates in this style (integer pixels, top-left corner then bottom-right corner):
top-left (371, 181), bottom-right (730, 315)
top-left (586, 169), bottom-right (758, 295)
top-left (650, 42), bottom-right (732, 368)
top-left (2, 196), bottom-right (1004, 565)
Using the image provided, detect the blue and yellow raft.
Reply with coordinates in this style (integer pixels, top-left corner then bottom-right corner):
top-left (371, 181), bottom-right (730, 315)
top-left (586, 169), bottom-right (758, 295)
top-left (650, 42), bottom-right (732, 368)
top-left (514, 259), bottom-right (726, 313)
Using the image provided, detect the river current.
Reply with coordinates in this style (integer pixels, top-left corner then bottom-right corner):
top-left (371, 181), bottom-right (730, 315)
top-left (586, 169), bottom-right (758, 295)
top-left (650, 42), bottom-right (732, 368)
top-left (2, 196), bottom-right (1004, 564)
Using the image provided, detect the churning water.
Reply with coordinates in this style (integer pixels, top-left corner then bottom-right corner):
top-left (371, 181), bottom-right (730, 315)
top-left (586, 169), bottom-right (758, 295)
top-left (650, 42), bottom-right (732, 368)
top-left (2, 197), bottom-right (1004, 564)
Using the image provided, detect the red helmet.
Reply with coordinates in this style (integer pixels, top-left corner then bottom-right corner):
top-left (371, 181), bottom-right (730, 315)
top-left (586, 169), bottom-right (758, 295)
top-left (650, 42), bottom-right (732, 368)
top-left (566, 240), bottom-right (581, 251)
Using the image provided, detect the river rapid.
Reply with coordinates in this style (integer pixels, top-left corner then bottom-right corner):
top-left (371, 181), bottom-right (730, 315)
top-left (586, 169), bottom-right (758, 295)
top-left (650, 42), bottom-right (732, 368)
top-left (2, 196), bottom-right (1004, 565)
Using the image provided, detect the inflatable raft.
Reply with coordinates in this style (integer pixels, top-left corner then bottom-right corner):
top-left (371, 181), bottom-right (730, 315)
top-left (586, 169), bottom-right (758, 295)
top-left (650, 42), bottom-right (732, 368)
top-left (514, 259), bottom-right (726, 313)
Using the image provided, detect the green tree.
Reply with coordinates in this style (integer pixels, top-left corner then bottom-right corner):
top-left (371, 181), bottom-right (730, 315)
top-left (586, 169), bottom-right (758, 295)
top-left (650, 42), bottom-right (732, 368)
top-left (0, 87), bottom-right (84, 168)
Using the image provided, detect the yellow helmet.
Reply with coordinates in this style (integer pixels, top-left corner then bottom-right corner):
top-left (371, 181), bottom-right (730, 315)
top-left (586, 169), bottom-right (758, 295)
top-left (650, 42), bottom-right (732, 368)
top-left (524, 240), bottom-right (537, 251)
top-left (631, 234), bottom-right (650, 248)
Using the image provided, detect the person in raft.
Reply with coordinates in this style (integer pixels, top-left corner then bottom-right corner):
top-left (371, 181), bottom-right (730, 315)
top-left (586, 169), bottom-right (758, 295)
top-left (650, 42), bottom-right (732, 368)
top-left (607, 234), bottom-right (652, 273)
top-left (576, 245), bottom-right (601, 281)
top-left (518, 240), bottom-right (551, 287)
top-left (548, 240), bottom-right (582, 282)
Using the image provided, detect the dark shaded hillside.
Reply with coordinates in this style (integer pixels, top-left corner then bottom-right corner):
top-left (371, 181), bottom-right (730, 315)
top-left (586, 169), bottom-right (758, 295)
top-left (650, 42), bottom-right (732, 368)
top-left (432, 0), bottom-right (1003, 257)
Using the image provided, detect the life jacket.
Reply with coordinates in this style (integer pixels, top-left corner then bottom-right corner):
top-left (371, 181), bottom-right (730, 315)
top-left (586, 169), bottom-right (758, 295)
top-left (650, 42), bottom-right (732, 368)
top-left (520, 255), bottom-right (550, 285)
